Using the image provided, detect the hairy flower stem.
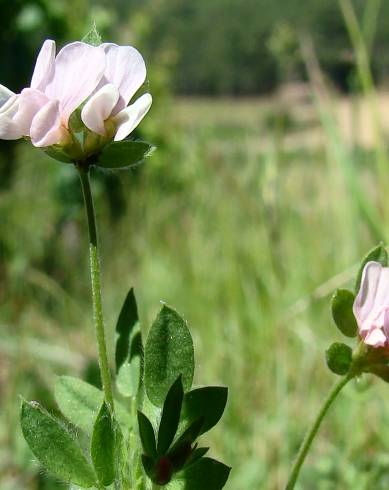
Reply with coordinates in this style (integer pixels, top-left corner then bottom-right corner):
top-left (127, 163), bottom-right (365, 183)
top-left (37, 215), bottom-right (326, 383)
top-left (78, 164), bottom-right (114, 412)
top-left (285, 374), bottom-right (351, 490)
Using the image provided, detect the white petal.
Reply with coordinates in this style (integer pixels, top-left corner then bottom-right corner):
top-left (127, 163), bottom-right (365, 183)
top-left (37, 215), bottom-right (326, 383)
top-left (31, 40), bottom-right (56, 91)
top-left (364, 327), bottom-right (387, 347)
top-left (81, 84), bottom-right (119, 135)
top-left (30, 100), bottom-right (67, 147)
top-left (13, 88), bottom-right (49, 135)
top-left (0, 94), bottom-right (19, 117)
top-left (0, 84), bottom-right (15, 107)
top-left (0, 94), bottom-right (23, 140)
top-left (113, 93), bottom-right (152, 141)
top-left (101, 43), bottom-right (146, 113)
top-left (353, 261), bottom-right (389, 331)
top-left (0, 114), bottom-right (23, 140)
top-left (45, 42), bottom-right (106, 125)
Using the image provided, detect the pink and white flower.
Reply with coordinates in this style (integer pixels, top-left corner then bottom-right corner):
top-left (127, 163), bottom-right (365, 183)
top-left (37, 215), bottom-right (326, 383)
top-left (81, 43), bottom-right (152, 142)
top-left (353, 261), bottom-right (389, 348)
top-left (0, 39), bottom-right (152, 149)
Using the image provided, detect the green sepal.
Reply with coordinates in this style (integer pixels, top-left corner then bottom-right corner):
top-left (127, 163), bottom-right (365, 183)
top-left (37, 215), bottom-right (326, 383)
top-left (20, 400), bottom-right (97, 487)
top-left (68, 108), bottom-right (85, 133)
top-left (82, 24), bottom-right (102, 46)
top-left (43, 146), bottom-right (74, 164)
top-left (182, 457), bottom-right (231, 490)
top-left (325, 342), bottom-right (353, 375)
top-left (138, 411), bottom-right (157, 459)
top-left (115, 287), bottom-right (139, 372)
top-left (355, 244), bottom-right (388, 293)
top-left (144, 305), bottom-right (194, 407)
top-left (157, 376), bottom-right (184, 455)
top-left (181, 386), bottom-right (228, 436)
top-left (331, 289), bottom-right (358, 338)
top-left (96, 140), bottom-right (154, 169)
top-left (91, 402), bottom-right (116, 486)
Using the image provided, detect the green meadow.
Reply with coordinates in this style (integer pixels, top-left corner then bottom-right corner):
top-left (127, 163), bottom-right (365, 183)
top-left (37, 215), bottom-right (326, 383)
top-left (3, 1), bottom-right (389, 486)
top-left (2, 83), bottom-right (389, 489)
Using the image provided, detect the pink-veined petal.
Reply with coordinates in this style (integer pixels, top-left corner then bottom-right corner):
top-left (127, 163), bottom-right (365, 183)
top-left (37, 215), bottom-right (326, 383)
top-left (13, 88), bottom-right (49, 135)
top-left (364, 327), bottom-right (387, 347)
top-left (113, 93), bottom-right (152, 141)
top-left (31, 40), bottom-right (56, 92)
top-left (101, 43), bottom-right (146, 113)
top-left (81, 84), bottom-right (119, 136)
top-left (30, 100), bottom-right (67, 147)
top-left (353, 262), bottom-right (386, 331)
top-left (0, 84), bottom-right (15, 107)
top-left (45, 42), bottom-right (106, 125)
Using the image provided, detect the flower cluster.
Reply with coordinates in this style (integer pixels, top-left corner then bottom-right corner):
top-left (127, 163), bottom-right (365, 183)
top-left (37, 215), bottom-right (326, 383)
top-left (0, 40), bottom-right (152, 159)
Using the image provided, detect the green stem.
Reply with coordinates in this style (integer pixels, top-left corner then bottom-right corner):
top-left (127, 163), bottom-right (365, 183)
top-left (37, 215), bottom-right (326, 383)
top-left (78, 165), bottom-right (114, 411)
top-left (285, 374), bottom-right (351, 490)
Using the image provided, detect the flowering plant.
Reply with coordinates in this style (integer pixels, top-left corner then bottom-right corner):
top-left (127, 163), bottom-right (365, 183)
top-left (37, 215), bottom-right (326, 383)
top-left (10, 29), bottom-right (230, 490)
top-left (286, 244), bottom-right (389, 489)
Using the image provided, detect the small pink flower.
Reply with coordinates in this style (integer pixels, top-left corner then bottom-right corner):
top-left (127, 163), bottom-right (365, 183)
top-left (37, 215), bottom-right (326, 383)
top-left (353, 261), bottom-right (389, 348)
top-left (0, 40), bottom-right (106, 147)
top-left (81, 43), bottom-right (152, 141)
top-left (0, 39), bottom-right (152, 150)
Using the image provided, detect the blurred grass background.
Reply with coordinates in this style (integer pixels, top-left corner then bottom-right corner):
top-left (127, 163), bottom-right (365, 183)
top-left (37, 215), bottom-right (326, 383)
top-left (2, 0), bottom-right (389, 488)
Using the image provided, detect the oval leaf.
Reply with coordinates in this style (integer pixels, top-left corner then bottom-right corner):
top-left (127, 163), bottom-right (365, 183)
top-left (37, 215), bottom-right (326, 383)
top-left (55, 376), bottom-right (103, 433)
top-left (325, 342), bottom-right (353, 375)
top-left (158, 376), bottom-right (184, 455)
top-left (144, 305), bottom-right (194, 407)
top-left (331, 289), bottom-right (358, 337)
top-left (115, 287), bottom-right (140, 372)
top-left (183, 457), bottom-right (231, 490)
top-left (355, 244), bottom-right (388, 293)
top-left (91, 402), bottom-right (115, 486)
top-left (20, 400), bottom-right (96, 487)
top-left (138, 411), bottom-right (157, 459)
top-left (96, 140), bottom-right (154, 169)
top-left (181, 387), bottom-right (228, 436)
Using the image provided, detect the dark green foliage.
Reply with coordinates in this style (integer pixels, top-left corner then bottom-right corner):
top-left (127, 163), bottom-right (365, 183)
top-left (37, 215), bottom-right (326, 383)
top-left (144, 305), bottom-right (194, 407)
top-left (181, 387), bottom-right (228, 436)
top-left (182, 457), bottom-right (231, 490)
top-left (138, 411), bottom-right (157, 459)
top-left (326, 342), bottom-right (353, 376)
top-left (331, 289), bottom-right (358, 338)
top-left (157, 376), bottom-right (184, 455)
top-left (168, 417), bottom-right (205, 471)
top-left (115, 287), bottom-right (139, 372)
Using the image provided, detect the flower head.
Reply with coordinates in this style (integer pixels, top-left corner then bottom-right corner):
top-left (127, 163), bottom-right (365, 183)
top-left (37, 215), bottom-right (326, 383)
top-left (353, 261), bottom-right (389, 348)
top-left (0, 39), bottom-right (152, 159)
